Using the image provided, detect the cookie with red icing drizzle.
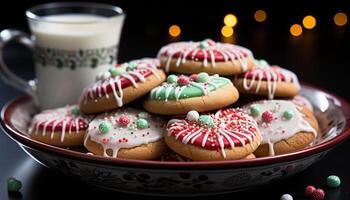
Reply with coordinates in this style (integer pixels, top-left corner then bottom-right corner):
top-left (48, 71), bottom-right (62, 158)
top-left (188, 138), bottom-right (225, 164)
top-left (158, 39), bottom-right (255, 75)
top-left (165, 109), bottom-right (261, 161)
top-left (233, 60), bottom-right (300, 99)
top-left (29, 105), bottom-right (89, 147)
top-left (80, 58), bottom-right (166, 114)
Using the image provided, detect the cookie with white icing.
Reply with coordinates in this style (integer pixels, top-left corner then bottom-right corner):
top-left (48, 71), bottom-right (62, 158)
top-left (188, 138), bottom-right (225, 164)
top-left (84, 108), bottom-right (167, 160)
top-left (143, 73), bottom-right (239, 115)
top-left (243, 100), bottom-right (319, 157)
top-left (158, 39), bottom-right (255, 75)
top-left (29, 105), bottom-right (89, 147)
top-left (233, 60), bottom-right (300, 99)
top-left (165, 109), bottom-right (261, 161)
top-left (80, 58), bottom-right (166, 114)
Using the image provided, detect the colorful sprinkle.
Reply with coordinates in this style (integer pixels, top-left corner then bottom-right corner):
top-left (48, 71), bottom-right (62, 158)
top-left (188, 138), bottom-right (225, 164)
top-left (312, 188), bottom-right (325, 200)
top-left (177, 75), bottom-right (190, 86)
top-left (7, 177), bottom-right (22, 192)
top-left (99, 121), bottom-right (112, 133)
top-left (128, 124), bottom-right (137, 131)
top-left (137, 111), bottom-right (149, 119)
top-left (137, 118), bottom-right (149, 129)
top-left (71, 107), bottom-right (80, 116)
top-left (327, 175), bottom-right (341, 188)
top-left (199, 41), bottom-right (209, 49)
top-left (126, 62), bottom-right (137, 71)
top-left (198, 115), bottom-right (214, 128)
top-left (196, 72), bottom-right (210, 83)
top-left (118, 115), bottom-right (130, 126)
top-left (305, 185), bottom-right (316, 197)
top-left (250, 106), bottom-right (260, 117)
top-left (280, 194), bottom-right (293, 200)
top-left (186, 110), bottom-right (200, 121)
top-left (262, 110), bottom-right (274, 123)
top-left (109, 67), bottom-right (124, 77)
top-left (283, 110), bottom-right (294, 120)
top-left (189, 74), bottom-right (198, 81)
top-left (167, 74), bottom-right (178, 84)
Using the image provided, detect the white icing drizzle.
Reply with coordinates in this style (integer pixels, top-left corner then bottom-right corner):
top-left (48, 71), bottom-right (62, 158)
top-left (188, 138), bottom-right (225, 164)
top-left (84, 107), bottom-right (166, 158)
top-left (167, 108), bottom-right (260, 158)
top-left (240, 60), bottom-right (300, 99)
top-left (244, 100), bottom-right (317, 156)
top-left (29, 105), bottom-right (89, 142)
top-left (81, 58), bottom-right (161, 107)
top-left (157, 40), bottom-right (253, 72)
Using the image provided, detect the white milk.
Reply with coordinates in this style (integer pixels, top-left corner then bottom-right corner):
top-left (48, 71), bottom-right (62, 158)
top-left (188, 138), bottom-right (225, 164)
top-left (28, 14), bottom-right (125, 109)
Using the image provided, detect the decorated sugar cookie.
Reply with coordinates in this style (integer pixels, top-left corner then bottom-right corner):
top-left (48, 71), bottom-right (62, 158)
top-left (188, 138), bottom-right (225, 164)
top-left (84, 108), bottom-right (167, 160)
top-left (143, 73), bottom-right (239, 115)
top-left (165, 109), bottom-right (261, 161)
top-left (243, 100), bottom-right (318, 157)
top-left (158, 39), bottom-right (255, 75)
top-left (233, 60), bottom-right (300, 99)
top-left (80, 58), bottom-right (166, 114)
top-left (29, 105), bottom-right (89, 147)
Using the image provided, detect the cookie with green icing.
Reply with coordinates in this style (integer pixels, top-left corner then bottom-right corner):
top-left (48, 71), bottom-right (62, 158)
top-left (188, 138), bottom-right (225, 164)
top-left (143, 73), bottom-right (239, 115)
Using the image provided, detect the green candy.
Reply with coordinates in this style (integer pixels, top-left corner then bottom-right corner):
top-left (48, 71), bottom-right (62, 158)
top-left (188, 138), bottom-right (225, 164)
top-left (196, 72), bottom-right (210, 83)
top-left (137, 111), bottom-right (149, 119)
top-left (283, 110), bottom-right (294, 120)
top-left (71, 107), bottom-right (80, 116)
top-left (199, 41), bottom-right (209, 49)
top-left (126, 62), bottom-right (137, 71)
top-left (109, 67), bottom-right (124, 77)
top-left (7, 177), bottom-right (22, 192)
top-left (137, 118), bottom-right (148, 129)
top-left (98, 121), bottom-right (112, 133)
top-left (167, 74), bottom-right (178, 84)
top-left (250, 106), bottom-right (260, 117)
top-left (198, 115), bottom-right (214, 128)
top-left (327, 175), bottom-right (341, 188)
top-left (128, 124), bottom-right (137, 131)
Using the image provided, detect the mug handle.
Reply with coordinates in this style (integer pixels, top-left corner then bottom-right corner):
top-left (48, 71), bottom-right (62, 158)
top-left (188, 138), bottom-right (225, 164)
top-left (0, 29), bottom-right (38, 102)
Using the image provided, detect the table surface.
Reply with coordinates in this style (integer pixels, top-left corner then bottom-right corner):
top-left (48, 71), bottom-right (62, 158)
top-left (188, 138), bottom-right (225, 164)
top-left (1, 33), bottom-right (350, 200)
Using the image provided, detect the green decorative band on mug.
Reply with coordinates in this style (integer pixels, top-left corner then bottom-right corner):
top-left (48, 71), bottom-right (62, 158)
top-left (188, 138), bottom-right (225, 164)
top-left (34, 45), bottom-right (117, 69)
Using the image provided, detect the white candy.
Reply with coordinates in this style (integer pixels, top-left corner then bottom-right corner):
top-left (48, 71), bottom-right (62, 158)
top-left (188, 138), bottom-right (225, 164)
top-left (280, 194), bottom-right (293, 200)
top-left (186, 110), bottom-right (199, 121)
top-left (102, 71), bottom-right (111, 80)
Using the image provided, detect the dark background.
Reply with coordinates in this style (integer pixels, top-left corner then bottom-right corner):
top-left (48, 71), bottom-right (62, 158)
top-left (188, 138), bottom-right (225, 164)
top-left (0, 0), bottom-right (350, 199)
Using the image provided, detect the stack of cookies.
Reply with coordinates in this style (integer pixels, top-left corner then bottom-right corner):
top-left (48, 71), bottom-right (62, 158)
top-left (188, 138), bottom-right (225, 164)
top-left (28, 39), bottom-right (319, 161)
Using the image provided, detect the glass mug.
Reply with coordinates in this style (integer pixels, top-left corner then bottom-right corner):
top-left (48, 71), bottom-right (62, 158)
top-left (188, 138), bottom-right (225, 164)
top-left (0, 2), bottom-right (125, 109)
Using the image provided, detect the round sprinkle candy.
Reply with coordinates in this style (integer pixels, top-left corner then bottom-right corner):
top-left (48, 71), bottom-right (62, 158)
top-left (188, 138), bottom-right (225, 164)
top-left (177, 75), bottom-right (190, 86)
top-left (262, 110), bottom-right (274, 123)
top-left (280, 194), bottom-right (293, 200)
top-left (189, 74), bottom-right (198, 81)
top-left (199, 41), bottom-right (209, 49)
top-left (283, 110), bottom-right (294, 120)
top-left (71, 107), bottom-right (80, 116)
top-left (126, 62), bottom-right (137, 71)
top-left (109, 67), bottom-right (124, 77)
top-left (250, 106), bottom-right (260, 117)
top-left (99, 121), bottom-right (112, 133)
top-left (186, 110), bottom-right (200, 121)
top-left (7, 177), bottom-right (22, 192)
top-left (137, 111), bottom-right (149, 119)
top-left (327, 175), bottom-right (341, 188)
top-left (305, 185), bottom-right (316, 197)
top-left (137, 118), bottom-right (148, 129)
top-left (167, 74), bottom-right (178, 84)
top-left (312, 188), bottom-right (325, 200)
top-left (196, 72), bottom-right (210, 83)
top-left (118, 115), bottom-right (130, 126)
top-left (198, 115), bottom-right (214, 128)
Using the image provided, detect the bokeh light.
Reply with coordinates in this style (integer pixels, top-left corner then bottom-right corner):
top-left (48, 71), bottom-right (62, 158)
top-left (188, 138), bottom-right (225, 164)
top-left (302, 15), bottom-right (316, 29)
top-left (221, 25), bottom-right (234, 37)
top-left (290, 24), bottom-right (303, 37)
top-left (254, 10), bottom-right (267, 22)
top-left (224, 14), bottom-right (238, 27)
top-left (334, 12), bottom-right (348, 26)
top-left (169, 25), bottom-right (181, 37)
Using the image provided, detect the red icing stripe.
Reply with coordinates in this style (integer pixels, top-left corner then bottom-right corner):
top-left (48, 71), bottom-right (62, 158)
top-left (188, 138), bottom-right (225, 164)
top-left (244, 66), bottom-right (288, 81)
top-left (161, 50), bottom-right (249, 62)
top-left (36, 118), bottom-right (88, 132)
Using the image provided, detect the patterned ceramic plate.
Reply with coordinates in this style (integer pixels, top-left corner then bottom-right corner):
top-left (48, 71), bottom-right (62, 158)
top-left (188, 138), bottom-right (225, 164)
top-left (1, 84), bottom-right (350, 196)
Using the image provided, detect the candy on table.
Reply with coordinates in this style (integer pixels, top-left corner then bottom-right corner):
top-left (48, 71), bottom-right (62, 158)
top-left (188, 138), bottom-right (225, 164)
top-left (7, 177), bottom-right (22, 192)
top-left (280, 193), bottom-right (293, 200)
top-left (327, 175), bottom-right (341, 188)
top-left (311, 188), bottom-right (325, 200)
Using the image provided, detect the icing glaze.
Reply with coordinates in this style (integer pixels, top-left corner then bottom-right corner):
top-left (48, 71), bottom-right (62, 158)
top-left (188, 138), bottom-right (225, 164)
top-left (167, 109), bottom-right (259, 158)
top-left (244, 100), bottom-right (316, 156)
top-left (150, 73), bottom-right (231, 101)
top-left (29, 105), bottom-right (89, 142)
top-left (238, 60), bottom-right (300, 99)
top-left (292, 95), bottom-right (314, 112)
top-left (81, 58), bottom-right (161, 107)
top-left (85, 107), bottom-right (166, 157)
top-left (157, 39), bottom-right (253, 72)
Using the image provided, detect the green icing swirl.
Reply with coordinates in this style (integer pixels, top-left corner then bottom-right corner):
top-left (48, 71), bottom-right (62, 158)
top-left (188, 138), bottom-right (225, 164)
top-left (150, 75), bottom-right (231, 101)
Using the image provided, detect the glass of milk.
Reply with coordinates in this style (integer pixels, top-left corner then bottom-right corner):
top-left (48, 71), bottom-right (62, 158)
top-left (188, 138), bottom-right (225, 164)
top-left (0, 2), bottom-right (125, 109)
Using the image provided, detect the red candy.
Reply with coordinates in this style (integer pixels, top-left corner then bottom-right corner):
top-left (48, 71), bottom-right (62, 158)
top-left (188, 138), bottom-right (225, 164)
top-left (118, 115), bottom-right (130, 126)
top-left (177, 75), bottom-right (190, 85)
top-left (312, 188), bottom-right (325, 200)
top-left (262, 110), bottom-right (274, 123)
top-left (305, 185), bottom-right (316, 197)
top-left (189, 74), bottom-right (198, 81)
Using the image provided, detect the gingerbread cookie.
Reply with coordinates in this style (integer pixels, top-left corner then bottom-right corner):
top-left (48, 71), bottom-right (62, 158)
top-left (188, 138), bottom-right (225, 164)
top-left (84, 108), bottom-right (167, 160)
top-left (165, 109), bottom-right (261, 161)
top-left (143, 73), bottom-right (239, 115)
top-left (243, 100), bottom-right (318, 157)
top-left (158, 39), bottom-right (255, 75)
top-left (233, 60), bottom-right (300, 99)
top-left (29, 105), bottom-right (89, 147)
top-left (80, 58), bottom-right (166, 114)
